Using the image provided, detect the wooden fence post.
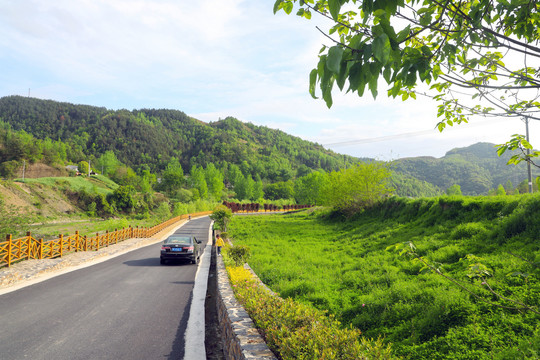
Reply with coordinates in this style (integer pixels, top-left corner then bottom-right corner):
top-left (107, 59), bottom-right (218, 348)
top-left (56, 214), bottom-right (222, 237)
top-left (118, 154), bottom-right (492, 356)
top-left (84, 235), bottom-right (88, 252)
top-left (38, 238), bottom-right (43, 260)
top-left (96, 233), bottom-right (100, 251)
top-left (26, 235), bottom-right (31, 260)
top-left (106, 230), bottom-right (109, 247)
top-left (6, 234), bottom-right (12, 267)
top-left (115, 229), bottom-right (118, 244)
top-left (59, 234), bottom-right (63, 258)
top-left (75, 231), bottom-right (80, 252)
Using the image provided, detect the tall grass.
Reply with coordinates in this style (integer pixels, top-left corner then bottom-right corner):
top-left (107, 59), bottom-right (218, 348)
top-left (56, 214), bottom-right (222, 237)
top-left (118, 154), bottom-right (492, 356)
top-left (19, 175), bottom-right (118, 195)
top-left (229, 195), bottom-right (540, 360)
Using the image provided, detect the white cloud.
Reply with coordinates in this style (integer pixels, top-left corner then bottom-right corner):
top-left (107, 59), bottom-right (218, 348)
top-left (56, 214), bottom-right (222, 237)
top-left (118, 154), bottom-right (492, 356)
top-left (0, 1), bottom-right (536, 161)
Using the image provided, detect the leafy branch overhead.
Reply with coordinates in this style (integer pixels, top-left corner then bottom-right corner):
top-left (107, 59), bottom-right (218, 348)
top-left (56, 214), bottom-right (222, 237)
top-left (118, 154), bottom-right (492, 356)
top-left (274, 0), bottom-right (540, 160)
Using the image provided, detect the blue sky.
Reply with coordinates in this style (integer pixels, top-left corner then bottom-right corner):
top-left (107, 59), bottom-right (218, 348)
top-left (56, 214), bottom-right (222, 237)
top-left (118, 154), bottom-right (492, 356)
top-left (0, 0), bottom-right (536, 160)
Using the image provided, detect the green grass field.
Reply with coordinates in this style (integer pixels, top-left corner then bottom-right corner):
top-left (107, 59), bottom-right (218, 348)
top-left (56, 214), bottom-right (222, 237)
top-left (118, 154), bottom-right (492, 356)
top-left (229, 196), bottom-right (540, 359)
top-left (19, 174), bottom-right (118, 195)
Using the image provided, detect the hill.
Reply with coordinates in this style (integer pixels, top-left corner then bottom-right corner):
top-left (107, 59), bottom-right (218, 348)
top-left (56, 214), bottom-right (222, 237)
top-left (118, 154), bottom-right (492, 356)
top-left (0, 95), bottom-right (537, 197)
top-left (0, 95), bottom-right (356, 180)
top-left (393, 142), bottom-right (540, 195)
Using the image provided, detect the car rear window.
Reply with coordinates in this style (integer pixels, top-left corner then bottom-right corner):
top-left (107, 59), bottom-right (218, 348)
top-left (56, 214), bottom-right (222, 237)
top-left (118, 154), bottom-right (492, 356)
top-left (165, 237), bottom-right (191, 244)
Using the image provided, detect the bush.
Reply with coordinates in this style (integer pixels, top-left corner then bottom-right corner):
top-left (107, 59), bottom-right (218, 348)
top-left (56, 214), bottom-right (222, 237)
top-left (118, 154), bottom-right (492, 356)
top-left (451, 222), bottom-right (488, 240)
top-left (210, 204), bottom-right (232, 231)
top-left (107, 185), bottom-right (135, 213)
top-left (227, 266), bottom-right (393, 360)
top-left (226, 244), bottom-right (251, 266)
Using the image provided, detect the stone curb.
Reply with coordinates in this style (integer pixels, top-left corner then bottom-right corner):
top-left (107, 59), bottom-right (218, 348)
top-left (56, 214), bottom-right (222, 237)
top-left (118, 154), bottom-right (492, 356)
top-left (216, 254), bottom-right (277, 360)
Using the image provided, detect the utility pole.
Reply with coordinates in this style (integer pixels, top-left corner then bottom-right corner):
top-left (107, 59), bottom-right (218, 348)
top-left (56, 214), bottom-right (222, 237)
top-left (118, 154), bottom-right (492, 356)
top-left (22, 160), bottom-right (26, 182)
top-left (524, 116), bottom-right (533, 193)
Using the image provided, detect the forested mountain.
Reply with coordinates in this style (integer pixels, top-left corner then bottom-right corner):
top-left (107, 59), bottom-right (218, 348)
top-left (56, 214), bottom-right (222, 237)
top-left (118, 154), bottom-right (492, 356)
top-left (0, 95), bottom-right (537, 197)
top-left (393, 142), bottom-right (540, 195)
top-left (0, 96), bottom-right (356, 181)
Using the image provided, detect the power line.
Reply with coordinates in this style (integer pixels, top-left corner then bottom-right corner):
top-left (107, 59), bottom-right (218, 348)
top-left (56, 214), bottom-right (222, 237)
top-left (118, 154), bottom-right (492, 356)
top-left (323, 116), bottom-right (524, 148)
top-left (324, 129), bottom-right (436, 147)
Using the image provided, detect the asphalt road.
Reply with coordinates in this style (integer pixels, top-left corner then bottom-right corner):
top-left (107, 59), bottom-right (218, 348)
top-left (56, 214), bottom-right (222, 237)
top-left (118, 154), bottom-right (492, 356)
top-left (0, 216), bottom-right (213, 360)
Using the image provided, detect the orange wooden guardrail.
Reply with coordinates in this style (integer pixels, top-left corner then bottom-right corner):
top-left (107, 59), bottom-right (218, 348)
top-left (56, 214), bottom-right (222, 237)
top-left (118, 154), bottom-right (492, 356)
top-left (0, 211), bottom-right (212, 268)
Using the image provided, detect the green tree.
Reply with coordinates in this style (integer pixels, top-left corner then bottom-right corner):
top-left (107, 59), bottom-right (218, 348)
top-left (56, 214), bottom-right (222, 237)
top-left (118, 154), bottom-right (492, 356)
top-left (78, 161), bottom-right (89, 175)
top-left (161, 157), bottom-right (184, 194)
top-left (139, 169), bottom-right (156, 194)
top-left (504, 180), bottom-right (514, 195)
top-left (96, 150), bottom-right (122, 175)
top-left (210, 204), bottom-right (232, 232)
top-left (294, 171), bottom-right (327, 204)
top-left (264, 180), bottom-right (295, 200)
top-left (320, 162), bottom-right (393, 215)
top-left (111, 165), bottom-right (138, 187)
top-left (252, 175), bottom-right (265, 201)
top-left (190, 165), bottom-right (208, 200)
top-left (446, 184), bottom-right (463, 196)
top-left (275, 0), bottom-right (540, 163)
top-left (227, 163), bottom-right (243, 188)
top-left (496, 184), bottom-right (506, 196)
top-left (108, 185), bottom-right (136, 213)
top-left (205, 163), bottom-right (225, 200)
top-left (235, 174), bottom-right (254, 201)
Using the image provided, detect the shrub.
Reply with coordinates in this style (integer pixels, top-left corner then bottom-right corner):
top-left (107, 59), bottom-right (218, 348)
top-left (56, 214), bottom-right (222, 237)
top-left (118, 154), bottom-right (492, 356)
top-left (210, 204), bottom-right (232, 231)
top-left (451, 222), bottom-right (488, 240)
top-left (107, 185), bottom-right (135, 213)
top-left (227, 266), bottom-right (393, 360)
top-left (226, 244), bottom-right (251, 266)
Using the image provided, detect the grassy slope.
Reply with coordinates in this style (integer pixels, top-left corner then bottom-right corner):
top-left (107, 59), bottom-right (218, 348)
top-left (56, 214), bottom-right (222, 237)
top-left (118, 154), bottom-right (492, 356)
top-left (19, 174), bottom-right (119, 195)
top-left (229, 196), bottom-right (540, 360)
top-left (0, 176), bottom-right (153, 240)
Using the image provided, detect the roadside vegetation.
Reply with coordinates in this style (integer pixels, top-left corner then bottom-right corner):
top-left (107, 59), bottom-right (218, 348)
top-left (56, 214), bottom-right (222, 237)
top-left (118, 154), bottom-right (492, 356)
top-left (227, 195), bottom-right (540, 359)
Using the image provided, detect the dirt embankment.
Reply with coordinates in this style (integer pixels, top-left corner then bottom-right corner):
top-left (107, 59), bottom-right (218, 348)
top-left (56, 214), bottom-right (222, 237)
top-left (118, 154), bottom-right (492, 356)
top-left (17, 163), bottom-right (68, 179)
top-left (0, 164), bottom-right (78, 218)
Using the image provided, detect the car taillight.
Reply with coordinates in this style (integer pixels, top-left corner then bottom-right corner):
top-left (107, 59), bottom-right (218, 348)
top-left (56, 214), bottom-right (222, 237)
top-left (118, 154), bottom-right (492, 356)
top-left (161, 246), bottom-right (171, 251)
top-left (183, 246), bottom-right (194, 253)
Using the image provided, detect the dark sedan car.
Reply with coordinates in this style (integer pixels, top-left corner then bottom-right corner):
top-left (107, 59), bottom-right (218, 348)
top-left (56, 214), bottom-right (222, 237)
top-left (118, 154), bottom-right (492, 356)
top-left (160, 235), bottom-right (201, 265)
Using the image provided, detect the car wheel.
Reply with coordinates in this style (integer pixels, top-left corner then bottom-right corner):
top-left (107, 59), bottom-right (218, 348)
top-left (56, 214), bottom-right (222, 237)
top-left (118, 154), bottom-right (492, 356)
top-left (191, 257), bottom-right (197, 264)
top-left (160, 258), bottom-right (165, 265)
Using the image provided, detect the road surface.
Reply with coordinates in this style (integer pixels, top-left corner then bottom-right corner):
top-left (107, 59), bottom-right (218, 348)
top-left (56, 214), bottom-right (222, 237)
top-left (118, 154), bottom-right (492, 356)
top-left (0, 216), bottom-right (212, 360)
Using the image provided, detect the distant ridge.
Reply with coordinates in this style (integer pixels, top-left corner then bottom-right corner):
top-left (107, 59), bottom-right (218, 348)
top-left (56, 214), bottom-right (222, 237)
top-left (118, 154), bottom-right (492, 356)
top-left (0, 95), bottom-right (536, 196)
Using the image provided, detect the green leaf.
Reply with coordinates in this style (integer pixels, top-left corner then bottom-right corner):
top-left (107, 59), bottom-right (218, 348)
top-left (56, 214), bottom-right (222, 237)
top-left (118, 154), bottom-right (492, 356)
top-left (323, 84), bottom-right (333, 108)
top-left (383, 66), bottom-right (392, 83)
top-left (309, 69), bottom-right (318, 99)
top-left (348, 62), bottom-right (363, 91)
top-left (328, 0), bottom-right (342, 21)
top-left (369, 77), bottom-right (378, 98)
top-left (283, 2), bottom-right (294, 14)
top-left (327, 46), bottom-right (344, 74)
top-left (396, 25), bottom-right (411, 43)
top-left (373, 34), bottom-right (391, 65)
top-left (273, 0), bottom-right (283, 14)
top-left (373, 9), bottom-right (386, 18)
top-left (321, 71), bottom-right (334, 108)
top-left (337, 58), bottom-right (349, 91)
